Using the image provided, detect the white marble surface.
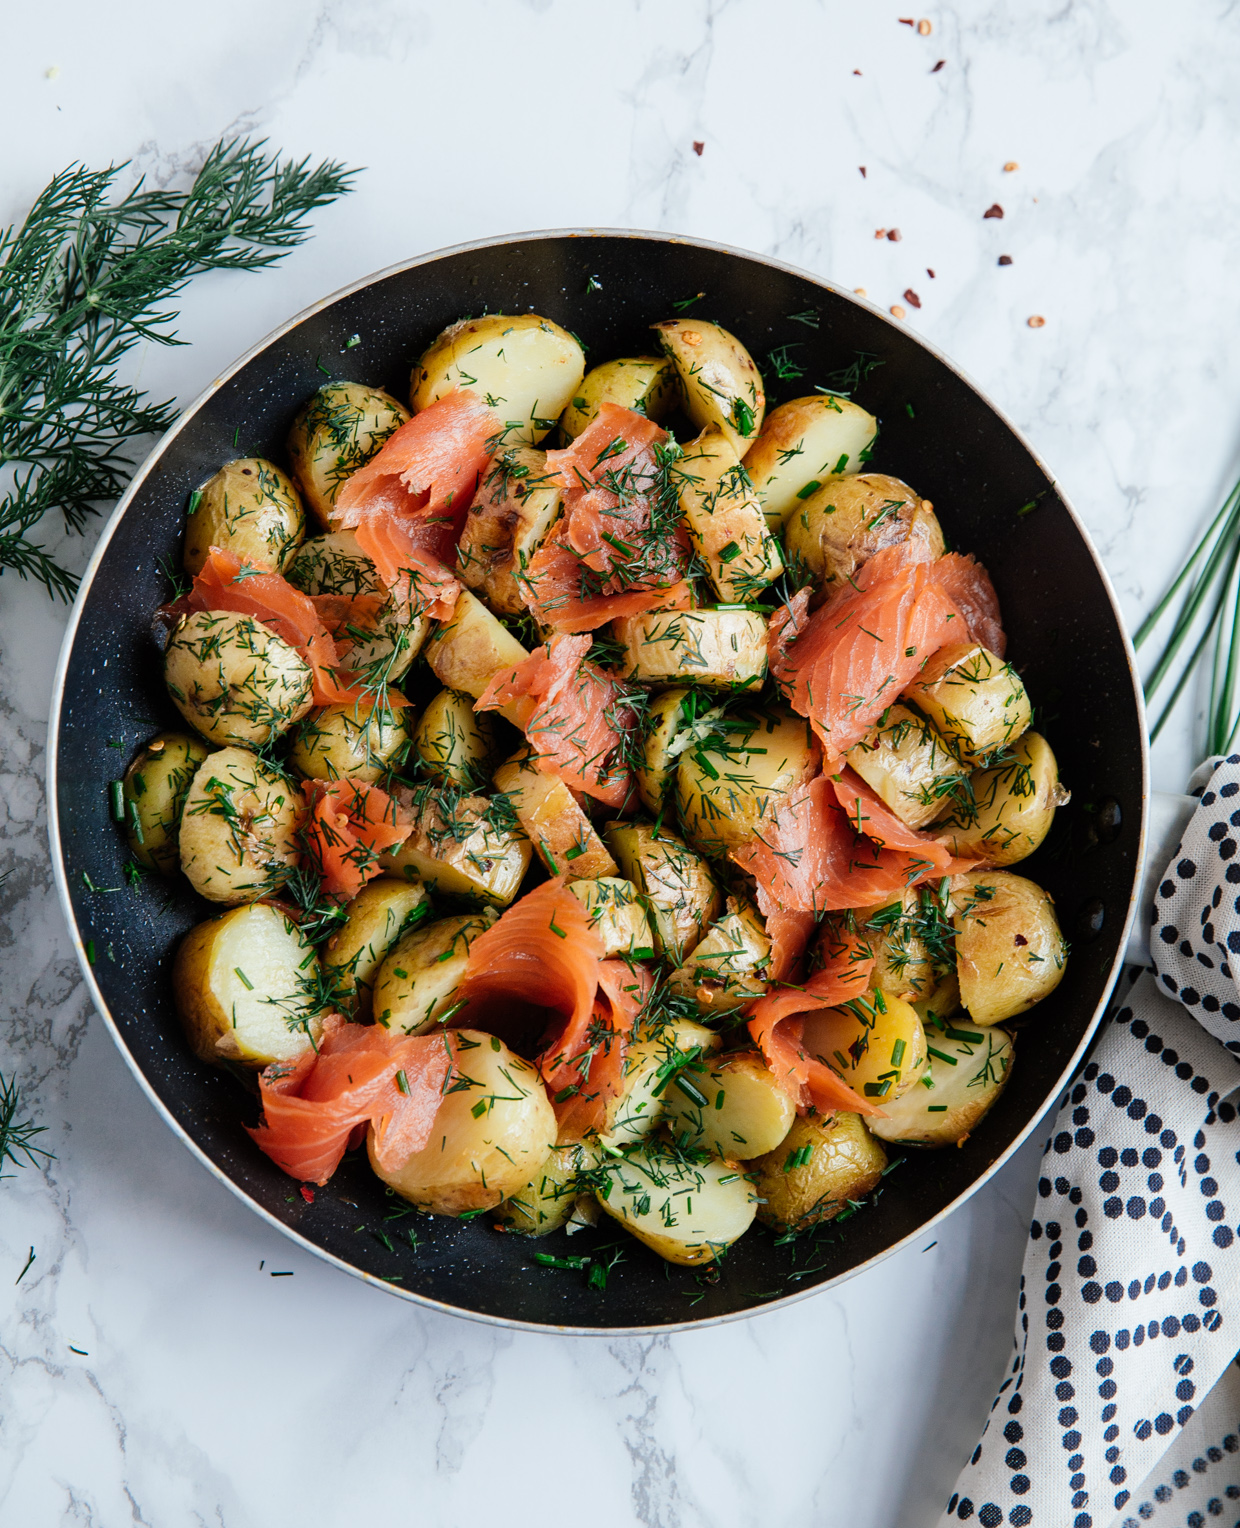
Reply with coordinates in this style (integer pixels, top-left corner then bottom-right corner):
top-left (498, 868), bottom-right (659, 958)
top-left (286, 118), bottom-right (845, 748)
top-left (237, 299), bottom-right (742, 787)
top-left (2, 2), bottom-right (1238, 1523)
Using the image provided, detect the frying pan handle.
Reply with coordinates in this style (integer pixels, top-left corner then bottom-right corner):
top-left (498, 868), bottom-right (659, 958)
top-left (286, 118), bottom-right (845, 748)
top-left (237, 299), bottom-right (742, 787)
top-left (1124, 791), bottom-right (1198, 967)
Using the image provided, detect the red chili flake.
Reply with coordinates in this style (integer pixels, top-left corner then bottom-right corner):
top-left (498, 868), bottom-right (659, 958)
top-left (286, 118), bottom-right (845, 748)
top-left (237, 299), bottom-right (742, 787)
top-left (300, 1185), bottom-right (315, 1203)
top-left (984, 203), bottom-right (1004, 219)
top-left (903, 288), bottom-right (922, 309)
top-left (853, 68), bottom-right (862, 75)
top-left (859, 166), bottom-right (867, 178)
top-left (887, 228), bottom-right (902, 242)
top-left (1013, 934), bottom-right (1028, 946)
top-left (931, 59), bottom-right (945, 72)
top-left (998, 254), bottom-right (1013, 266)
top-left (692, 141), bottom-right (704, 156)
top-left (926, 268), bottom-right (936, 278)
top-left (899, 15), bottom-right (915, 23)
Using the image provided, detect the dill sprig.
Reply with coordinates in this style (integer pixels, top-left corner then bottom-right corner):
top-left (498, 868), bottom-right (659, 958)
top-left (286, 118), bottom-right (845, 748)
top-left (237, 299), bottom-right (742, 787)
top-left (0, 138), bottom-right (358, 599)
top-left (0, 1070), bottom-right (53, 1180)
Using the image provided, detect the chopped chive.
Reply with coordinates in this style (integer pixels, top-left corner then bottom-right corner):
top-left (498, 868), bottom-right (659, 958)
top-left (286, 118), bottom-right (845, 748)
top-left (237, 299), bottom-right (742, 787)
top-left (564, 843), bottom-right (584, 861)
top-left (187, 488), bottom-right (203, 515)
top-left (233, 967), bottom-right (253, 990)
top-left (718, 541), bottom-right (741, 563)
top-left (927, 1105), bottom-right (948, 1112)
top-left (85, 940), bottom-right (95, 964)
top-left (108, 781), bottom-right (124, 821)
top-left (944, 1026), bottom-right (983, 1043)
top-left (796, 479), bottom-right (822, 499)
top-left (890, 1038), bottom-right (906, 1067)
top-left (346, 333), bottom-right (361, 348)
top-left (927, 1046), bottom-right (958, 1066)
top-left (471, 1099), bottom-right (488, 1118)
top-left (549, 916), bottom-right (567, 939)
top-left (396, 1069), bottom-right (410, 1095)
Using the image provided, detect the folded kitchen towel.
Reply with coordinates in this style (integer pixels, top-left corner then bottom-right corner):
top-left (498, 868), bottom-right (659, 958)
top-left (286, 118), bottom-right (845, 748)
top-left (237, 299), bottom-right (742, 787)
top-left (939, 755), bottom-right (1240, 1527)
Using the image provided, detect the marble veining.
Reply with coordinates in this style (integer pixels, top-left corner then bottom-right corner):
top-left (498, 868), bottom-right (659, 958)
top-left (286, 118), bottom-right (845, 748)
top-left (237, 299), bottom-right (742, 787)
top-left (2, 1), bottom-right (1238, 1522)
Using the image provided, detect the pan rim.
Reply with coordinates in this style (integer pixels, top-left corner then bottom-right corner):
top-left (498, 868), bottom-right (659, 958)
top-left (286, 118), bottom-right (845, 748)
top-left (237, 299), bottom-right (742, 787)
top-left (46, 225), bottom-right (1150, 1336)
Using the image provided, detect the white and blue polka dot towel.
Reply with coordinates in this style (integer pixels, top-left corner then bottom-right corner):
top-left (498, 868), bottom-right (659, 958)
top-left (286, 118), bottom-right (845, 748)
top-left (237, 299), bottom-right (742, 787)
top-left (939, 756), bottom-right (1240, 1527)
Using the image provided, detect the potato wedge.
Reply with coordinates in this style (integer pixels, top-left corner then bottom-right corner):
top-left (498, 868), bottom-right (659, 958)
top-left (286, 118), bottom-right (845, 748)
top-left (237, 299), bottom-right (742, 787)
top-left (669, 896), bottom-right (772, 1014)
top-left (952, 870), bottom-right (1067, 1025)
top-left (652, 318), bottom-right (765, 454)
top-left (601, 1019), bottom-right (722, 1147)
top-left (797, 990), bottom-right (928, 1102)
top-left (742, 395), bottom-right (878, 530)
top-left (677, 426), bottom-right (783, 602)
top-left (184, 458), bottom-right (304, 576)
top-left (287, 381), bottom-right (409, 529)
top-left (370, 1031), bottom-right (556, 1216)
top-left (165, 609), bottom-right (314, 749)
top-left (613, 607), bottom-right (767, 692)
top-left (321, 877), bottom-right (430, 1018)
top-left (596, 1139), bottom-right (758, 1265)
top-left (381, 787), bottom-right (531, 907)
top-left (845, 704), bottom-right (969, 830)
top-left (412, 688), bottom-right (497, 789)
top-left (456, 445), bottom-right (563, 615)
top-left (567, 878), bottom-right (655, 958)
top-left (869, 1024), bottom-right (1014, 1148)
top-left (750, 1112), bottom-right (888, 1233)
top-left (937, 732), bottom-right (1069, 866)
top-left (179, 747), bottom-right (300, 904)
top-left (559, 356), bottom-right (680, 440)
top-left (903, 644), bottom-right (1032, 766)
top-left (411, 314), bottom-right (585, 445)
top-left (425, 589), bottom-right (530, 722)
top-left (604, 823), bottom-right (721, 962)
top-left (121, 731), bottom-right (211, 875)
top-left (636, 687), bottom-right (693, 814)
top-left (676, 708), bottom-right (819, 856)
top-left (173, 901), bottom-right (322, 1067)
top-left (372, 911), bottom-right (497, 1033)
top-left (492, 750), bottom-right (617, 879)
top-left (782, 473), bottom-right (943, 588)
top-left (494, 1140), bottom-right (600, 1236)
top-left (664, 1050), bottom-right (796, 1160)
top-left (288, 698), bottom-right (410, 784)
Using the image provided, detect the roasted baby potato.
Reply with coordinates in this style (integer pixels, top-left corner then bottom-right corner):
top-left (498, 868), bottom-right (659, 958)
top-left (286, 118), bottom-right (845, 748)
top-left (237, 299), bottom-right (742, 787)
top-left (411, 688), bottom-right (497, 788)
top-left (953, 870), bottom-right (1067, 1025)
top-left (904, 644), bottom-right (1032, 766)
top-left (676, 709), bottom-right (819, 855)
top-left (742, 395), bottom-right (878, 530)
top-left (165, 609), bottom-right (314, 749)
top-left (370, 1031), bottom-right (557, 1215)
top-left (750, 1112), bottom-right (888, 1233)
top-left (669, 897), bottom-right (772, 1015)
top-left (937, 732), bottom-right (1068, 866)
top-left (636, 687), bottom-right (694, 814)
top-left (613, 607), bottom-right (768, 692)
top-left (847, 889), bottom-right (942, 1002)
top-left (183, 458), bottom-right (304, 576)
top-left (492, 750), bottom-right (617, 879)
top-left (425, 589), bottom-right (530, 721)
top-left (372, 911), bottom-right (497, 1033)
top-left (652, 318), bottom-right (765, 454)
top-left (173, 901), bottom-right (322, 1066)
top-left (567, 877), bottom-right (655, 958)
top-left (381, 787), bottom-right (531, 907)
top-left (664, 1049), bottom-right (796, 1160)
top-left (321, 877), bottom-right (430, 1018)
top-left (411, 314), bottom-right (585, 444)
top-left (288, 699), bottom-right (410, 784)
top-left (602, 1019), bottom-right (722, 1147)
top-left (287, 381), bottom-right (410, 529)
top-left (845, 704), bottom-right (968, 830)
top-left (456, 445), bottom-right (563, 615)
top-left (869, 1024), bottom-right (1014, 1148)
top-left (121, 731), bottom-right (211, 874)
top-left (494, 1140), bottom-right (600, 1236)
top-left (677, 426), bottom-right (783, 602)
top-left (604, 823), bottom-right (721, 962)
top-left (558, 356), bottom-right (680, 440)
top-left (596, 1138), bottom-right (758, 1265)
top-left (782, 472), bottom-right (943, 588)
top-left (178, 746), bottom-right (301, 904)
top-left (798, 990), bottom-right (929, 1102)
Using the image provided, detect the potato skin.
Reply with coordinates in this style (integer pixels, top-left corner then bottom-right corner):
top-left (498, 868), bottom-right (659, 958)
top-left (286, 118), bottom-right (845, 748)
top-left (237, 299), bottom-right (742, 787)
top-left (798, 991), bottom-right (928, 1102)
top-left (869, 1024), bottom-right (1014, 1148)
top-left (456, 445), bottom-right (563, 615)
top-left (493, 750), bottom-right (617, 880)
top-left (613, 608), bottom-right (767, 693)
top-left (743, 395), bottom-right (878, 530)
top-left (677, 426), bottom-right (783, 602)
top-left (122, 731), bottom-right (211, 874)
top-left (179, 747), bottom-right (301, 905)
top-left (953, 870), bottom-right (1067, 1025)
top-left (165, 609), bottom-right (314, 749)
top-left (676, 708), bottom-right (819, 856)
top-left (368, 1031), bottom-right (556, 1216)
top-left (425, 589), bottom-right (530, 721)
top-left (372, 912), bottom-right (497, 1034)
top-left (750, 1112), bottom-right (888, 1233)
top-left (321, 877), bottom-right (429, 1018)
top-left (783, 473), bottom-right (943, 588)
top-left (604, 823), bottom-right (721, 963)
top-left (602, 1019), bottom-right (722, 1147)
top-left (845, 704), bottom-right (968, 831)
top-left (412, 689), bottom-right (497, 789)
top-left (664, 1050), bottom-right (796, 1160)
top-left (494, 1141), bottom-right (599, 1236)
top-left (184, 458), bottom-right (304, 576)
top-left (938, 732), bottom-right (1068, 867)
top-left (566, 877), bottom-right (655, 958)
top-left (652, 319), bottom-right (765, 454)
top-left (288, 699), bottom-right (409, 785)
top-left (287, 381), bottom-right (409, 529)
top-left (904, 644), bottom-right (1032, 766)
top-left (381, 787), bottom-right (531, 906)
top-left (669, 897), bottom-right (772, 1015)
top-left (559, 356), bottom-right (679, 440)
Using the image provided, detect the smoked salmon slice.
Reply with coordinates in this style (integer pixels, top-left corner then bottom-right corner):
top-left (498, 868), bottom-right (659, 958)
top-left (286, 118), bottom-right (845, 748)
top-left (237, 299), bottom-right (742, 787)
top-left (545, 960), bottom-right (651, 1140)
top-left (475, 633), bottom-right (637, 809)
top-left (333, 390), bottom-right (497, 620)
top-left (930, 552), bottom-right (1006, 656)
top-left (300, 779), bottom-right (412, 900)
top-left (247, 1015), bottom-right (453, 1184)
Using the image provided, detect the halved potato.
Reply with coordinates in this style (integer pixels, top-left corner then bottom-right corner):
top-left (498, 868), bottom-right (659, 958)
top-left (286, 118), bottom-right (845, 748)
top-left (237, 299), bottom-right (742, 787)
top-left (742, 395), bottom-right (878, 530)
top-left (173, 901), bottom-right (322, 1066)
top-left (636, 687), bottom-right (694, 813)
top-left (567, 878), bottom-right (655, 958)
top-left (677, 426), bottom-right (783, 602)
top-left (797, 990), bottom-right (928, 1102)
top-left (372, 911), bottom-right (497, 1033)
top-left (845, 704), bottom-right (968, 830)
top-left (595, 1139), bottom-right (758, 1265)
top-left (179, 746), bottom-right (301, 904)
top-left (846, 891), bottom-right (940, 1002)
top-left (411, 314), bottom-right (585, 445)
top-left (122, 731), bottom-right (211, 874)
top-left (869, 1024), bottom-right (1014, 1148)
top-left (669, 897), bottom-right (772, 1015)
top-left (165, 609), bottom-right (314, 749)
top-left (321, 877), bottom-right (430, 1018)
top-left (288, 698), bottom-right (410, 784)
top-left (370, 1031), bottom-right (556, 1216)
top-left (492, 750), bottom-right (617, 879)
top-left (782, 473), bottom-right (943, 588)
top-left (380, 787), bottom-right (531, 906)
top-left (412, 689), bottom-right (497, 788)
top-left (903, 644), bottom-right (1033, 766)
top-left (425, 589), bottom-right (530, 722)
top-left (457, 446), bottom-right (563, 615)
top-left (952, 870), bottom-right (1067, 1025)
top-left (184, 458), bottom-right (304, 575)
top-left (937, 732), bottom-right (1069, 866)
top-left (601, 1019), bottom-right (722, 1147)
top-left (676, 708), bottom-right (819, 856)
top-left (494, 1140), bottom-right (600, 1236)
top-left (604, 823), bottom-right (721, 962)
top-left (652, 319), bottom-right (765, 454)
top-left (559, 356), bottom-right (680, 440)
top-left (664, 1050), bottom-right (796, 1160)
top-left (750, 1112), bottom-right (888, 1233)
top-left (613, 608), bottom-right (767, 692)
top-left (287, 381), bottom-right (410, 529)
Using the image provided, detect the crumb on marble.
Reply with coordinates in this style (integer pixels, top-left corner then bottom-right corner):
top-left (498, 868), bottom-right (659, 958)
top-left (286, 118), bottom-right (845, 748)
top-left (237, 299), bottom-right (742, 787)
top-left (853, 68), bottom-right (862, 75)
top-left (927, 267), bottom-right (936, 278)
top-left (44, 65), bottom-right (60, 79)
top-left (984, 203), bottom-right (1004, 219)
top-left (918, 18), bottom-right (933, 34)
top-left (692, 140), bottom-right (704, 156)
top-left (854, 287), bottom-right (867, 296)
top-left (874, 228), bottom-right (887, 239)
top-left (1004, 161), bottom-right (1020, 172)
top-left (903, 288), bottom-right (922, 309)
top-left (1027, 315), bottom-right (1046, 328)
top-left (887, 228), bottom-right (902, 241)
top-left (859, 166), bottom-right (867, 177)
top-left (931, 59), bottom-right (945, 72)
top-left (998, 255), bottom-right (1013, 266)
top-left (899, 15), bottom-right (915, 24)
top-left (890, 304), bottom-right (907, 319)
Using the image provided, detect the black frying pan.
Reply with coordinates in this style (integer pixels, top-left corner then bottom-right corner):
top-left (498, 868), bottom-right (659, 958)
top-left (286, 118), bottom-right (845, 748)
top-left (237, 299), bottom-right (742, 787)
top-left (47, 231), bottom-right (1147, 1332)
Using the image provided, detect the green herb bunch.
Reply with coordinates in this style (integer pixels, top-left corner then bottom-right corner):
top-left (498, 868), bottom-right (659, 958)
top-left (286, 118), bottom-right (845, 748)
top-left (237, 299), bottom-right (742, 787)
top-left (0, 139), bottom-right (357, 600)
